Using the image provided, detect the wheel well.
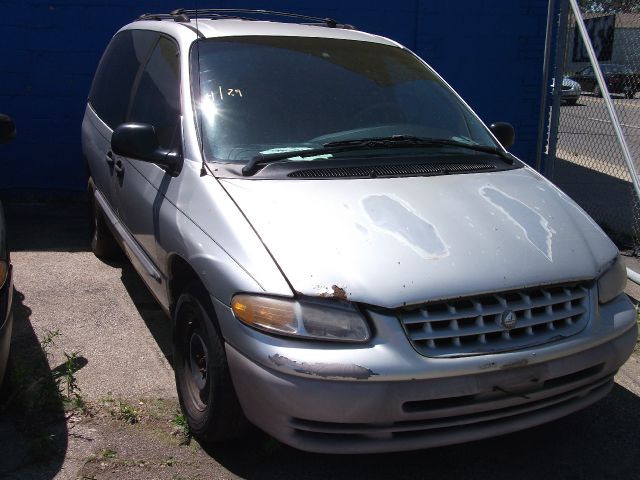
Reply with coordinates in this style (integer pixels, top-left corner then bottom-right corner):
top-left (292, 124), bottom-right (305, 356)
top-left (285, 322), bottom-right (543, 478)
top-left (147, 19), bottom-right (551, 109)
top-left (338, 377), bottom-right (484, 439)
top-left (168, 255), bottom-right (202, 316)
top-left (168, 255), bottom-right (226, 340)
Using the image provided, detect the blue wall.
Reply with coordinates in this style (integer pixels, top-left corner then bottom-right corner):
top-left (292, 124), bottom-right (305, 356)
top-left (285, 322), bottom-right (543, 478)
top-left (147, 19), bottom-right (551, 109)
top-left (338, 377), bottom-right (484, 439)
top-left (0, 0), bottom-right (548, 193)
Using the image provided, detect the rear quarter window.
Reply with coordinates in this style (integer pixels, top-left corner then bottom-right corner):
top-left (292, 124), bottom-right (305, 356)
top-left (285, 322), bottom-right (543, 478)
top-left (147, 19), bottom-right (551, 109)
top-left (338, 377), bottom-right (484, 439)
top-left (89, 30), bottom-right (158, 129)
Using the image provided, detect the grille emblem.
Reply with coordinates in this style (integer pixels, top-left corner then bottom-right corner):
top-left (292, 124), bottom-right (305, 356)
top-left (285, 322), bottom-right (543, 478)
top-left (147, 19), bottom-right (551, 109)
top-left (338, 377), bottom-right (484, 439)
top-left (499, 310), bottom-right (517, 330)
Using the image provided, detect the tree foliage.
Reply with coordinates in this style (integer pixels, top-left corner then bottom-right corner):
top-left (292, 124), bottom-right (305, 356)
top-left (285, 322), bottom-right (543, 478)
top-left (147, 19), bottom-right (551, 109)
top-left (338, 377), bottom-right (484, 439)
top-left (578, 0), bottom-right (640, 13)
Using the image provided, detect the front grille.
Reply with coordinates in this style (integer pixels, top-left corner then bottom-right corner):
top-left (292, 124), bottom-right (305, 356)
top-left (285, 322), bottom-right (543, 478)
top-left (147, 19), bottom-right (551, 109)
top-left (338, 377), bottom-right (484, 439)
top-left (287, 161), bottom-right (496, 178)
top-left (398, 283), bottom-right (592, 357)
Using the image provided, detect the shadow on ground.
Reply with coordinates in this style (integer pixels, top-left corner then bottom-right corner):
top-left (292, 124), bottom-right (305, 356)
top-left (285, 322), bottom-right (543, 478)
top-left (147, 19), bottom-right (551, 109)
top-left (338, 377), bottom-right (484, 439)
top-left (4, 200), bottom-right (90, 252)
top-left (553, 157), bottom-right (636, 245)
top-left (119, 257), bottom-right (173, 362)
top-left (0, 289), bottom-right (69, 479)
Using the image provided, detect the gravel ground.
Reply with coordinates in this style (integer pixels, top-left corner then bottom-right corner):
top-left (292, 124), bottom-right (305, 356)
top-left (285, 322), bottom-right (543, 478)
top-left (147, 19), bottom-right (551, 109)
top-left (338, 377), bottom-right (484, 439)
top-left (0, 201), bottom-right (638, 480)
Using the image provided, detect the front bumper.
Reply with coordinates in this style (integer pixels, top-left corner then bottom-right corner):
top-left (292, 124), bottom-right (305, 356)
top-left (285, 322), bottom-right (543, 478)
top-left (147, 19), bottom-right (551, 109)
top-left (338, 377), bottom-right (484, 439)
top-left (0, 264), bottom-right (14, 385)
top-left (215, 294), bottom-right (637, 453)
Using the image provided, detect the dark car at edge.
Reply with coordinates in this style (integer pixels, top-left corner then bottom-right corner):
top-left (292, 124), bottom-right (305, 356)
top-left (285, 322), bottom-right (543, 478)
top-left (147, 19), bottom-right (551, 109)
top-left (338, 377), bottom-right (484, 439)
top-left (0, 114), bottom-right (15, 390)
top-left (569, 64), bottom-right (640, 99)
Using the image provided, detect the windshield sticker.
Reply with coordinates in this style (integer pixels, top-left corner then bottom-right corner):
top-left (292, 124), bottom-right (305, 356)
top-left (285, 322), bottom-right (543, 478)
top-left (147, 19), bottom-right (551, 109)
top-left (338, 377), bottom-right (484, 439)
top-left (216, 86), bottom-right (243, 99)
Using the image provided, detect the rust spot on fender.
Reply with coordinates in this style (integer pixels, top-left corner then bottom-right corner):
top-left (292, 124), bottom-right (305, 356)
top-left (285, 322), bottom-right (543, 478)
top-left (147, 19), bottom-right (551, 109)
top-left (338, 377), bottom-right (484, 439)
top-left (269, 354), bottom-right (378, 380)
top-left (331, 285), bottom-right (347, 300)
top-left (315, 284), bottom-right (349, 300)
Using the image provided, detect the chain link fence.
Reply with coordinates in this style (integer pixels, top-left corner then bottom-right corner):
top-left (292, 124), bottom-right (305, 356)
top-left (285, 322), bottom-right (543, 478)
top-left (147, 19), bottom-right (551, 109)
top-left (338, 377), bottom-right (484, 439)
top-left (549, 5), bottom-right (640, 255)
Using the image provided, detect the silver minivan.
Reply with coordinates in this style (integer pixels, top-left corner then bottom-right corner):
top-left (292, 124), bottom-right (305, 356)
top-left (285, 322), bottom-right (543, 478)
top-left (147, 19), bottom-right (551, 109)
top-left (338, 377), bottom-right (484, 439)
top-left (82, 9), bottom-right (637, 453)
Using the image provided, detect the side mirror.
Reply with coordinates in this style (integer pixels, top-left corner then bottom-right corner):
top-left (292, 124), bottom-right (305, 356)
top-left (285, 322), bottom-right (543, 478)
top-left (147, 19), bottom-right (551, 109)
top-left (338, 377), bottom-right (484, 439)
top-left (490, 122), bottom-right (515, 149)
top-left (0, 114), bottom-right (16, 144)
top-left (111, 123), bottom-right (181, 172)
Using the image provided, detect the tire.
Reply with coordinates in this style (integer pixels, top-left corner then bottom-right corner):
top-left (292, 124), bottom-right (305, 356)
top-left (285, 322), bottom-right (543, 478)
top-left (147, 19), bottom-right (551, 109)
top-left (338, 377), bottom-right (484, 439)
top-left (594, 85), bottom-right (602, 98)
top-left (88, 178), bottom-right (120, 259)
top-left (173, 282), bottom-right (248, 442)
top-left (0, 356), bottom-right (11, 403)
top-left (625, 91), bottom-right (635, 99)
top-left (566, 99), bottom-right (578, 106)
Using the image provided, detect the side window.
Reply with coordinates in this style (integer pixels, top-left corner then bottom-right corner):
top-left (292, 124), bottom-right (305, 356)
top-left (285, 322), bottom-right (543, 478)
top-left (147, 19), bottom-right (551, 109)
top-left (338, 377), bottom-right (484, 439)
top-left (129, 36), bottom-right (181, 150)
top-left (89, 30), bottom-right (158, 128)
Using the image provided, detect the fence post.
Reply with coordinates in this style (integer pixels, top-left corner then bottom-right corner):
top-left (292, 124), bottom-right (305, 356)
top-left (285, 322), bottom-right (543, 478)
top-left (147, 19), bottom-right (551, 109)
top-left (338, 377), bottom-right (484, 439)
top-left (536, 0), bottom-right (557, 174)
top-left (544, 0), bottom-right (569, 181)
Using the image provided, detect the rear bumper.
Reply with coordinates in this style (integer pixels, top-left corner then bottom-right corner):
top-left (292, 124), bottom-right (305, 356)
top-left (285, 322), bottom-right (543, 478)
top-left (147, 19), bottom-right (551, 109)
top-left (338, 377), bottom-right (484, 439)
top-left (222, 293), bottom-right (637, 454)
top-left (0, 264), bottom-right (14, 385)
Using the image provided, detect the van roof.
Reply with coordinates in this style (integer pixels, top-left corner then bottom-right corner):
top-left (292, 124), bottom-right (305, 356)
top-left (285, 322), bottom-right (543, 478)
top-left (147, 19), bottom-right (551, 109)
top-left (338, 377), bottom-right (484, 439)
top-left (128, 9), bottom-right (399, 47)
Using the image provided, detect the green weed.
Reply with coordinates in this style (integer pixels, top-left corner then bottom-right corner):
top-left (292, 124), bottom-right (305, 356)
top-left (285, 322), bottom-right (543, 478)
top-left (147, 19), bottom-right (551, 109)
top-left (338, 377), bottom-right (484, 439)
top-left (172, 411), bottom-right (191, 445)
top-left (99, 448), bottom-right (117, 459)
top-left (52, 350), bottom-right (87, 413)
top-left (114, 401), bottom-right (141, 424)
top-left (40, 329), bottom-right (61, 355)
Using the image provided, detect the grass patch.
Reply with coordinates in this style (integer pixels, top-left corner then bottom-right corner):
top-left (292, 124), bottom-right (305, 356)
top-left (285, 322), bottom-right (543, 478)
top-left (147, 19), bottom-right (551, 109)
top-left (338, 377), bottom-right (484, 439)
top-left (99, 448), bottom-right (117, 459)
top-left (172, 411), bottom-right (192, 445)
top-left (113, 401), bottom-right (141, 424)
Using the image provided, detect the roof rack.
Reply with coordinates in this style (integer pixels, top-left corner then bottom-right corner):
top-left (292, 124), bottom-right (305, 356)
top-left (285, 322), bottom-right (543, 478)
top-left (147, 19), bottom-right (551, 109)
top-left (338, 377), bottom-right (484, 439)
top-left (137, 8), bottom-right (355, 30)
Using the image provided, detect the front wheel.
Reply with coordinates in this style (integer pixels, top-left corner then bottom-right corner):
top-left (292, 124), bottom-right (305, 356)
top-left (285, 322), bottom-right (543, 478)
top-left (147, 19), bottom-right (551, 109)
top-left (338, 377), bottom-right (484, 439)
top-left (625, 91), bottom-right (635, 99)
top-left (173, 282), bottom-right (248, 442)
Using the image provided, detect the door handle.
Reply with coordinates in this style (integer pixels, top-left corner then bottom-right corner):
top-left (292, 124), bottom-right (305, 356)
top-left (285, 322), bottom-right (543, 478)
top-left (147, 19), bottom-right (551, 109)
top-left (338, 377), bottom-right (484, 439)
top-left (114, 159), bottom-right (125, 177)
top-left (105, 150), bottom-right (114, 166)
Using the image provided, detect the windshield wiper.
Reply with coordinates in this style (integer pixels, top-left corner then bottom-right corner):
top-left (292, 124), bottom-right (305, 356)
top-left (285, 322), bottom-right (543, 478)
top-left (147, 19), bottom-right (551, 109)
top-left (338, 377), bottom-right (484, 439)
top-left (241, 135), bottom-right (513, 176)
top-left (325, 136), bottom-right (514, 162)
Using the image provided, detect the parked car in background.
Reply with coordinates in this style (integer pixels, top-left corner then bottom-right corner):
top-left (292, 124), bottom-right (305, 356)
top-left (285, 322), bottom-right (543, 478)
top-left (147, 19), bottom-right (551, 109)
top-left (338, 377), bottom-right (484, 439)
top-left (552, 76), bottom-right (581, 105)
top-left (559, 76), bottom-right (581, 105)
top-left (569, 64), bottom-right (640, 99)
top-left (82, 10), bottom-right (637, 454)
top-left (0, 114), bottom-right (15, 390)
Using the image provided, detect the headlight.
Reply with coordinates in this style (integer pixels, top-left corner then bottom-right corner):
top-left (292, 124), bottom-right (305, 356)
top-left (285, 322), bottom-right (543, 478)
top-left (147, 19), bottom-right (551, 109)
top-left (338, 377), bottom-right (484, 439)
top-left (598, 255), bottom-right (627, 304)
top-left (231, 294), bottom-right (371, 343)
top-left (0, 260), bottom-right (7, 290)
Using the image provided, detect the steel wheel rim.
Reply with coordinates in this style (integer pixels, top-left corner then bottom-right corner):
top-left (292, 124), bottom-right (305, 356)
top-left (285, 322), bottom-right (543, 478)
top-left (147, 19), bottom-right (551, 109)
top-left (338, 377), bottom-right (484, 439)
top-left (181, 304), bottom-right (210, 413)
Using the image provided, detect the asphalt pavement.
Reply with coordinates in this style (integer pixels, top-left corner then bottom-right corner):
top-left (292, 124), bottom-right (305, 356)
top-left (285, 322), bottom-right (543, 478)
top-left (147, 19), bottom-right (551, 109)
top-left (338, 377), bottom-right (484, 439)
top-left (5, 202), bottom-right (176, 401)
top-left (557, 94), bottom-right (640, 179)
top-left (1, 201), bottom-right (639, 479)
top-left (553, 94), bottom-right (640, 240)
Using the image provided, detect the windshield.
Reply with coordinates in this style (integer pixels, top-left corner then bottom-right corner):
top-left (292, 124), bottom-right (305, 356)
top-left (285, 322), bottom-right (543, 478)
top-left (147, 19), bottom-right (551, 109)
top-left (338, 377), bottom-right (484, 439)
top-left (191, 36), bottom-right (498, 163)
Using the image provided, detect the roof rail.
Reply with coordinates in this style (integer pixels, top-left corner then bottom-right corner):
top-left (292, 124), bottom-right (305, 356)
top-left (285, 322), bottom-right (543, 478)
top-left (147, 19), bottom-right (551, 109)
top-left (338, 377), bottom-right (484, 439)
top-left (137, 8), bottom-right (355, 30)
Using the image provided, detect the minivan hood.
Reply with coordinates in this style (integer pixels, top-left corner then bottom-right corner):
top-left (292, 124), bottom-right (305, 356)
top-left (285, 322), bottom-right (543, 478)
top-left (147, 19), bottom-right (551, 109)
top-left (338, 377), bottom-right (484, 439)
top-left (220, 167), bottom-right (617, 308)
